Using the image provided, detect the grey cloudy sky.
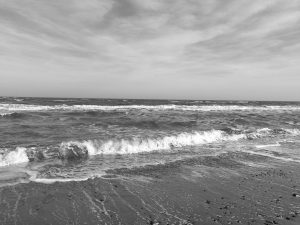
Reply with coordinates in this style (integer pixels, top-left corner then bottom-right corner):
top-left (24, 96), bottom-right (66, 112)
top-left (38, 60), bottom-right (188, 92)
top-left (0, 0), bottom-right (300, 100)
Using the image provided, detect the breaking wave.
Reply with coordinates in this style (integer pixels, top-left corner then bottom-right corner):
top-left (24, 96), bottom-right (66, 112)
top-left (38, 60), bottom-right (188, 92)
top-left (59, 130), bottom-right (245, 157)
top-left (59, 128), bottom-right (300, 158)
top-left (1, 103), bottom-right (300, 113)
top-left (1, 128), bottom-right (299, 166)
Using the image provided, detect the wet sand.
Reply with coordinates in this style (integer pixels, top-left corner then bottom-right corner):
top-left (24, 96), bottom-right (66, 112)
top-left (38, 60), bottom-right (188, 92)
top-left (0, 152), bottom-right (300, 225)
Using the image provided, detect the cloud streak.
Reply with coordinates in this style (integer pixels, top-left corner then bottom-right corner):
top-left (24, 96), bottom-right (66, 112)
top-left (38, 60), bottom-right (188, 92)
top-left (0, 0), bottom-right (300, 100)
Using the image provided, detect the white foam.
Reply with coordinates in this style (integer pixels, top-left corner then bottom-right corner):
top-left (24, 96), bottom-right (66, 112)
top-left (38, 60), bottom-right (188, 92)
top-left (1, 103), bottom-right (300, 112)
top-left (0, 147), bottom-right (29, 167)
top-left (31, 177), bottom-right (91, 184)
top-left (29, 171), bottom-right (103, 184)
top-left (26, 169), bottom-right (92, 184)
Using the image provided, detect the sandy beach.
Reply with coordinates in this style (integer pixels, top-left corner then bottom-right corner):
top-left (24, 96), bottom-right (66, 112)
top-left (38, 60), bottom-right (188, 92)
top-left (1, 0), bottom-right (300, 223)
top-left (0, 152), bottom-right (299, 225)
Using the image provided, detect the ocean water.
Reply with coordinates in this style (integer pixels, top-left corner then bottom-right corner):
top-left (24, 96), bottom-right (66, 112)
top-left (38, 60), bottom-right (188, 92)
top-left (1, 97), bottom-right (300, 186)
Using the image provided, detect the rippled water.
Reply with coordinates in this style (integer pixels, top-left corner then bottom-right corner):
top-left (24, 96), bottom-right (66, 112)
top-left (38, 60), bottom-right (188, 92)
top-left (1, 97), bottom-right (300, 186)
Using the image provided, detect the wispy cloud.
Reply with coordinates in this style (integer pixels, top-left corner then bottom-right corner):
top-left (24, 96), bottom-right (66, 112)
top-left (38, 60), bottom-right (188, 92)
top-left (0, 0), bottom-right (299, 100)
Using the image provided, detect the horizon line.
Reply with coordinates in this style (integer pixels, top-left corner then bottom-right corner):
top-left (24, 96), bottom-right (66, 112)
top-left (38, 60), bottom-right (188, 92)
top-left (1, 95), bottom-right (299, 103)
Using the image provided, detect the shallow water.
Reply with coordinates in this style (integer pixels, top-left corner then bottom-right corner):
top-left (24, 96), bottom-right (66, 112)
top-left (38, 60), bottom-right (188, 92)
top-left (0, 97), bottom-right (300, 185)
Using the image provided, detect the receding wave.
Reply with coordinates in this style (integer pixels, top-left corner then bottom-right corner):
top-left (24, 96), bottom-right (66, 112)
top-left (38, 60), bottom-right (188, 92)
top-left (2, 103), bottom-right (300, 113)
top-left (243, 150), bottom-right (300, 163)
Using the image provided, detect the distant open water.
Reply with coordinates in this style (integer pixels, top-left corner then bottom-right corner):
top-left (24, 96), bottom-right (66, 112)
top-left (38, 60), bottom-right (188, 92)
top-left (1, 97), bottom-right (300, 186)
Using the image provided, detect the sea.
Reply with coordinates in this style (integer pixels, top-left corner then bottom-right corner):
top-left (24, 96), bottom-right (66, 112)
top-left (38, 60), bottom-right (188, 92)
top-left (1, 97), bottom-right (300, 186)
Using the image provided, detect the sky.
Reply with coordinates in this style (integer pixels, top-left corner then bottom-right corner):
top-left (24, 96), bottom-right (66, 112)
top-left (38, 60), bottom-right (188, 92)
top-left (0, 0), bottom-right (300, 100)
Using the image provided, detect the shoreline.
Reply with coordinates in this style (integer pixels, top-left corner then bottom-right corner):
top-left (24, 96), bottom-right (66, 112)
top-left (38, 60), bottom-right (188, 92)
top-left (0, 154), bottom-right (299, 225)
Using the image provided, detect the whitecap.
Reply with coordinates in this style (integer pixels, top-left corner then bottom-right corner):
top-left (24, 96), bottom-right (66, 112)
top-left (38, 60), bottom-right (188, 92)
top-left (0, 147), bottom-right (29, 167)
top-left (1, 103), bottom-right (300, 112)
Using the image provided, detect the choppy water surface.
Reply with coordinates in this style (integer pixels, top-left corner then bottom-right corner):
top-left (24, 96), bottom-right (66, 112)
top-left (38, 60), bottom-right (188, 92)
top-left (1, 97), bottom-right (300, 186)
